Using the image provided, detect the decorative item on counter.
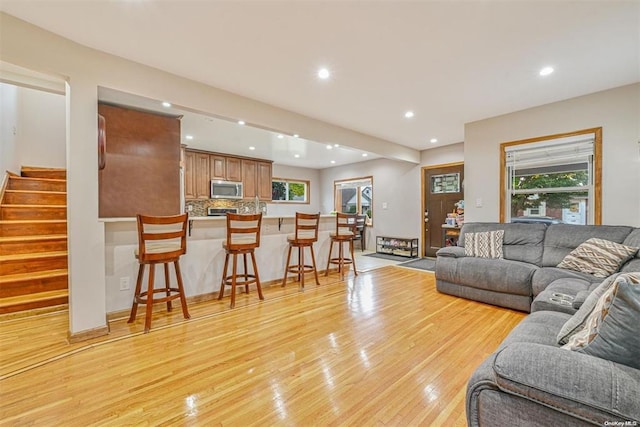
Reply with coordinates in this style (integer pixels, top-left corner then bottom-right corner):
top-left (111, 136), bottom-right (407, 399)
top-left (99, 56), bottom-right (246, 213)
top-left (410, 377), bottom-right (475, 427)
top-left (455, 199), bottom-right (464, 226)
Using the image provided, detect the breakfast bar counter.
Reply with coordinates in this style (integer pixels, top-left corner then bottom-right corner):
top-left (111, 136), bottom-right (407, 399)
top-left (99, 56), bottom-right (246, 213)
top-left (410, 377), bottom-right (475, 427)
top-left (102, 214), bottom-right (338, 314)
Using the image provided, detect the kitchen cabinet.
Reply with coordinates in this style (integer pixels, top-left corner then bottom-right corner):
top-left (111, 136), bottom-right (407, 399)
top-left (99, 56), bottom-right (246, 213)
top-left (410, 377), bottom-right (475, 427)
top-left (226, 157), bottom-right (242, 182)
top-left (257, 161), bottom-right (272, 201)
top-left (242, 159), bottom-right (258, 199)
top-left (210, 155), bottom-right (226, 180)
top-left (194, 153), bottom-right (211, 199)
top-left (184, 150), bottom-right (196, 199)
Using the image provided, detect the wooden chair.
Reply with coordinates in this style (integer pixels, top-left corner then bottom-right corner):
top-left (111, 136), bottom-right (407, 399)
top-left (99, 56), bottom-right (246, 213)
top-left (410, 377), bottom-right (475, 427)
top-left (353, 214), bottom-right (367, 251)
top-left (128, 213), bottom-right (190, 333)
top-left (282, 212), bottom-right (320, 289)
top-left (218, 213), bottom-right (264, 308)
top-left (325, 212), bottom-right (358, 279)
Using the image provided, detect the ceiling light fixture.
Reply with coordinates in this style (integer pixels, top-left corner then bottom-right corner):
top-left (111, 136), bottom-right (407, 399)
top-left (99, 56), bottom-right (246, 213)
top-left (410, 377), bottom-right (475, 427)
top-left (277, 134), bottom-right (284, 139)
top-left (326, 145), bottom-right (333, 150)
top-left (318, 68), bottom-right (330, 79)
top-left (334, 144), bottom-right (339, 147)
top-left (162, 101), bottom-right (171, 108)
top-left (430, 138), bottom-right (438, 143)
top-left (185, 135), bottom-right (194, 140)
top-left (238, 120), bottom-right (245, 125)
top-left (362, 153), bottom-right (368, 157)
top-left (249, 146), bottom-right (255, 150)
top-left (330, 160), bottom-right (336, 164)
top-left (404, 111), bottom-right (415, 118)
top-left (539, 66), bottom-right (554, 76)
top-left (294, 154), bottom-right (300, 158)
top-left (293, 134), bottom-right (299, 138)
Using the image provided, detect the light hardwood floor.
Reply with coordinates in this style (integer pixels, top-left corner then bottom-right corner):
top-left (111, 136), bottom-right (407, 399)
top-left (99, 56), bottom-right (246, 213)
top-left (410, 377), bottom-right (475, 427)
top-left (0, 266), bottom-right (525, 426)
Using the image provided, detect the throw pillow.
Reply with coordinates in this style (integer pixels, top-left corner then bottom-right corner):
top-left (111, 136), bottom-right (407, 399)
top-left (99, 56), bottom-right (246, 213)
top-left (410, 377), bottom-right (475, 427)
top-left (464, 230), bottom-right (504, 259)
top-left (562, 272), bottom-right (640, 369)
top-left (556, 273), bottom-right (620, 345)
top-left (556, 238), bottom-right (638, 278)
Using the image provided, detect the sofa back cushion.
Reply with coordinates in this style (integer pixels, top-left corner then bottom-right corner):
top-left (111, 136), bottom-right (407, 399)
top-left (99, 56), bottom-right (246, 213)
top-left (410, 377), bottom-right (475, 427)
top-left (460, 223), bottom-right (547, 266)
top-left (621, 228), bottom-right (640, 273)
top-left (542, 224), bottom-right (633, 267)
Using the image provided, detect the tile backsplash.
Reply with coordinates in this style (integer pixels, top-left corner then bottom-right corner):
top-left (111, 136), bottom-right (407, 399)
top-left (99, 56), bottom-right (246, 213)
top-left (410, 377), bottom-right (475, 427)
top-left (186, 199), bottom-right (267, 216)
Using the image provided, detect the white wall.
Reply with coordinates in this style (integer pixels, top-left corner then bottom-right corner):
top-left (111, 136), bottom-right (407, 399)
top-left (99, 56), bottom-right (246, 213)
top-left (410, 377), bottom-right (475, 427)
top-left (464, 83), bottom-right (640, 226)
top-left (0, 83), bottom-right (19, 175)
top-left (267, 164), bottom-right (321, 216)
top-left (421, 142), bottom-right (464, 167)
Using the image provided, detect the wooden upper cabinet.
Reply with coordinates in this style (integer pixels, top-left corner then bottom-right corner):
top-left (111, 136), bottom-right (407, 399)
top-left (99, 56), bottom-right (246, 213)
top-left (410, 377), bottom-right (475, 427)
top-left (257, 161), bottom-right (272, 201)
top-left (242, 159), bottom-right (257, 199)
top-left (210, 155), bottom-right (226, 180)
top-left (226, 157), bottom-right (242, 182)
top-left (184, 150), bottom-right (196, 200)
top-left (194, 153), bottom-right (211, 199)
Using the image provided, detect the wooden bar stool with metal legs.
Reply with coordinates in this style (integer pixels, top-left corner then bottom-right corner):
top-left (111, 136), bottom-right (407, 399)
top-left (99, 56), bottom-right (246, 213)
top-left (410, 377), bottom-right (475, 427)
top-left (218, 213), bottom-right (264, 308)
top-left (128, 213), bottom-right (191, 333)
top-left (282, 212), bottom-right (320, 289)
top-left (325, 212), bottom-right (358, 279)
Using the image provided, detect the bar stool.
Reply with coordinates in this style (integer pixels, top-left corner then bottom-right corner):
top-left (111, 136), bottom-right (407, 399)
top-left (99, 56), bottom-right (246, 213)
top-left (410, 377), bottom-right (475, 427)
top-left (218, 213), bottom-right (264, 308)
top-left (128, 213), bottom-right (190, 333)
top-left (325, 212), bottom-right (358, 279)
top-left (282, 212), bottom-right (320, 289)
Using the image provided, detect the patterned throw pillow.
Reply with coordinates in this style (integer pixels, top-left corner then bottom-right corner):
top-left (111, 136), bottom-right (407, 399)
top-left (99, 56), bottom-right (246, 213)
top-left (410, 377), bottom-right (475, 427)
top-left (464, 230), bottom-right (504, 259)
top-left (562, 273), bottom-right (640, 369)
top-left (556, 238), bottom-right (638, 278)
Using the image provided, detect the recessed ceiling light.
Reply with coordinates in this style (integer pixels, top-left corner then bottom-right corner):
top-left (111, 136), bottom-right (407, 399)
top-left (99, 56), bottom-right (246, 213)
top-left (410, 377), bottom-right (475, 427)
top-left (277, 134), bottom-right (284, 139)
top-left (294, 154), bottom-right (300, 158)
top-left (539, 66), bottom-right (554, 76)
top-left (330, 160), bottom-right (336, 164)
top-left (404, 111), bottom-right (415, 118)
top-left (362, 153), bottom-right (368, 157)
top-left (326, 145), bottom-right (333, 150)
top-left (238, 120), bottom-right (245, 125)
top-left (162, 101), bottom-right (171, 108)
top-left (334, 144), bottom-right (339, 147)
top-left (318, 68), bottom-right (330, 79)
top-left (249, 146), bottom-right (255, 150)
top-left (293, 134), bottom-right (299, 138)
top-left (430, 138), bottom-right (438, 143)
top-left (185, 135), bottom-right (194, 140)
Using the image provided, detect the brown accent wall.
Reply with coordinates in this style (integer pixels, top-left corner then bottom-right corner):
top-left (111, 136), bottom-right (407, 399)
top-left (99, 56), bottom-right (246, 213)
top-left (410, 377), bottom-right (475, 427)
top-left (98, 104), bottom-right (181, 218)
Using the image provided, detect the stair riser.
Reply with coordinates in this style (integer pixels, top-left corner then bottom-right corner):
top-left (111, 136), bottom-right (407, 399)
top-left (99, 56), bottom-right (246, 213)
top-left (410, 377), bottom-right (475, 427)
top-left (0, 275), bottom-right (68, 298)
top-left (0, 256), bottom-right (68, 275)
top-left (21, 170), bottom-right (66, 180)
top-left (0, 296), bottom-right (68, 314)
top-left (0, 239), bottom-right (67, 255)
top-left (8, 179), bottom-right (66, 192)
top-left (0, 222), bottom-right (67, 237)
top-left (1, 206), bottom-right (67, 220)
top-left (4, 192), bottom-right (66, 205)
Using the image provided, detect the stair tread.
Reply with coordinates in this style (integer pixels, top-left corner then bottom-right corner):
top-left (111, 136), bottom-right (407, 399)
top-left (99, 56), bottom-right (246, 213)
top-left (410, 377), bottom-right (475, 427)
top-left (1, 204), bottom-right (66, 208)
top-left (0, 289), bottom-right (68, 306)
top-left (4, 189), bottom-right (66, 194)
top-left (9, 176), bottom-right (66, 183)
top-left (0, 234), bottom-right (67, 242)
top-left (0, 269), bottom-right (68, 283)
top-left (0, 219), bottom-right (67, 224)
top-left (0, 251), bottom-right (68, 261)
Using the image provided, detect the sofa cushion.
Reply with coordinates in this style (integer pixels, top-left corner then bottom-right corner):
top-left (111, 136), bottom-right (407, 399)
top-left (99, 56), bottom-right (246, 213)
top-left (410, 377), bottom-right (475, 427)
top-left (562, 273), bottom-right (640, 370)
top-left (556, 238), bottom-right (638, 278)
top-left (531, 267), bottom-right (600, 297)
top-left (464, 230), bottom-right (504, 258)
top-left (542, 224), bottom-right (633, 267)
top-left (451, 257), bottom-right (537, 296)
top-left (621, 229), bottom-right (640, 273)
top-left (556, 273), bottom-right (620, 345)
top-left (460, 222), bottom-right (546, 266)
top-left (531, 278), bottom-right (592, 314)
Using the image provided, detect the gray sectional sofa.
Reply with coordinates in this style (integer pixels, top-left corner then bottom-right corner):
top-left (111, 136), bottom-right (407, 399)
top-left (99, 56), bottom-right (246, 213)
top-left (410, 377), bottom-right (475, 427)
top-left (435, 223), bottom-right (640, 425)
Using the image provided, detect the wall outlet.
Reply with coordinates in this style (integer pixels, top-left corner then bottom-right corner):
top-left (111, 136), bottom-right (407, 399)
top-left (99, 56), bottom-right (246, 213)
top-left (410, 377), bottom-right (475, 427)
top-left (119, 277), bottom-right (130, 291)
top-left (187, 205), bottom-right (193, 212)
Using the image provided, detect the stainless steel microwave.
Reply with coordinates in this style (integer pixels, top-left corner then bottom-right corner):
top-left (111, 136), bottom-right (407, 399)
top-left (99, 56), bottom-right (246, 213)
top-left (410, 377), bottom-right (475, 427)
top-left (210, 180), bottom-right (243, 199)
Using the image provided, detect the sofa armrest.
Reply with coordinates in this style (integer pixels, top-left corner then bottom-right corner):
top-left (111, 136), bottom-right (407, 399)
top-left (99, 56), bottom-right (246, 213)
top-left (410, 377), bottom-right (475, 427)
top-left (493, 343), bottom-right (640, 423)
top-left (436, 246), bottom-right (466, 258)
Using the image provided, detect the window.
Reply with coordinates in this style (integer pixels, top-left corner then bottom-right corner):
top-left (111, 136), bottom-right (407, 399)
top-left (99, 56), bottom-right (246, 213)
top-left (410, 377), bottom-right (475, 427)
top-left (271, 178), bottom-right (309, 203)
top-left (334, 176), bottom-right (373, 223)
top-left (500, 128), bottom-right (601, 225)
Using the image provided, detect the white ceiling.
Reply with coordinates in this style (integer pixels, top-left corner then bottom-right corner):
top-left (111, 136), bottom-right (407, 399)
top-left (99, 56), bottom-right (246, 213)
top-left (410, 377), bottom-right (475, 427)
top-left (2, 1), bottom-right (638, 161)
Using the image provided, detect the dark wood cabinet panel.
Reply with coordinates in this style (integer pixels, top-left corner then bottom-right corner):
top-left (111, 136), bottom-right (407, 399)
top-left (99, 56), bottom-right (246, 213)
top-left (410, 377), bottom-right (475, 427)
top-left (184, 151), bottom-right (196, 199)
top-left (257, 161), bottom-right (272, 201)
top-left (226, 157), bottom-right (242, 182)
top-left (98, 103), bottom-right (180, 217)
top-left (242, 159), bottom-right (257, 199)
top-left (195, 153), bottom-right (210, 199)
top-left (210, 155), bottom-right (226, 180)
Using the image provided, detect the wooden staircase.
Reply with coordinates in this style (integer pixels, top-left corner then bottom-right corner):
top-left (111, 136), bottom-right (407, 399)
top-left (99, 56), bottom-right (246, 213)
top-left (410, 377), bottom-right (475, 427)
top-left (0, 166), bottom-right (68, 314)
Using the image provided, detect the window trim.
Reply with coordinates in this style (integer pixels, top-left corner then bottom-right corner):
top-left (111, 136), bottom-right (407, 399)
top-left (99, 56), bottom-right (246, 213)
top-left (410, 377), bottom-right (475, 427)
top-left (499, 127), bottom-right (602, 224)
top-left (271, 177), bottom-right (310, 204)
top-left (334, 176), bottom-right (373, 225)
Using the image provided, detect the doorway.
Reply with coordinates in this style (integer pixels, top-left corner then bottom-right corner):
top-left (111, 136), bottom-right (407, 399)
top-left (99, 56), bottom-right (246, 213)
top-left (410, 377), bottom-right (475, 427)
top-left (421, 162), bottom-right (464, 257)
